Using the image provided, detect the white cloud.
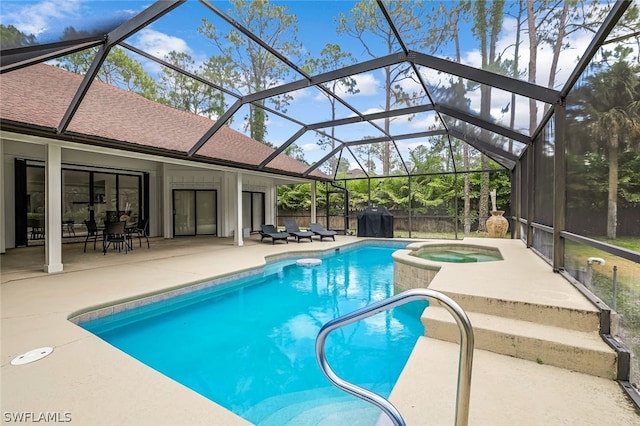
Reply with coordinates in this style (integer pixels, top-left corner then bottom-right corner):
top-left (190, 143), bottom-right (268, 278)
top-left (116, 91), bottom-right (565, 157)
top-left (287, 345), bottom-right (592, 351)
top-left (132, 28), bottom-right (197, 74)
top-left (361, 107), bottom-right (383, 115)
top-left (408, 113), bottom-right (442, 130)
top-left (338, 73), bottom-right (379, 97)
top-left (395, 140), bottom-right (424, 153)
top-left (136, 28), bottom-right (191, 60)
top-left (300, 143), bottom-right (321, 152)
top-left (2, 0), bottom-right (82, 36)
top-left (397, 72), bottom-right (424, 94)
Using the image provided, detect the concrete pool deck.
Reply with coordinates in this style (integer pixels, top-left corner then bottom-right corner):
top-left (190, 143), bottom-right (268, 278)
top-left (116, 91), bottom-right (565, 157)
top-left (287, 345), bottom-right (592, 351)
top-left (1, 236), bottom-right (638, 425)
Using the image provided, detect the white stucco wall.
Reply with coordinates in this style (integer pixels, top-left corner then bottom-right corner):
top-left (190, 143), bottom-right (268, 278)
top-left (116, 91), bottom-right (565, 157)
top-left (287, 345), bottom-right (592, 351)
top-left (1, 131), bottom-right (310, 252)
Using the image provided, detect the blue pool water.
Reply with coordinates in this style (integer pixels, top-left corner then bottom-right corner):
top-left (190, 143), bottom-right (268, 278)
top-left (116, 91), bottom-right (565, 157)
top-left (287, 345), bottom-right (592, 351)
top-left (80, 244), bottom-right (427, 425)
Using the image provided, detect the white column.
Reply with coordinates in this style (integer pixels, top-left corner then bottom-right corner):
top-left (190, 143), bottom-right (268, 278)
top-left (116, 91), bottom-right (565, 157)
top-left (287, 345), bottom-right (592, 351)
top-left (44, 144), bottom-right (63, 273)
top-left (265, 184), bottom-right (276, 225)
top-left (235, 172), bottom-right (243, 246)
top-left (0, 140), bottom-right (5, 254)
top-left (161, 163), bottom-right (172, 238)
top-left (310, 181), bottom-right (317, 224)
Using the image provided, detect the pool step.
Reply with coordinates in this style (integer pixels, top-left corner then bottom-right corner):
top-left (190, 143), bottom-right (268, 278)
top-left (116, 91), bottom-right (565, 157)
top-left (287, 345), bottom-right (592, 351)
top-left (249, 393), bottom-right (381, 426)
top-left (423, 304), bottom-right (617, 379)
top-left (435, 290), bottom-right (601, 333)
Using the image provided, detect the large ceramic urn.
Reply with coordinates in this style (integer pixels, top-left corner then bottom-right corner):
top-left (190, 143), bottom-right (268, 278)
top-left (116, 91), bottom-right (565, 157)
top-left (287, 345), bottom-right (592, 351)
top-left (486, 210), bottom-right (509, 238)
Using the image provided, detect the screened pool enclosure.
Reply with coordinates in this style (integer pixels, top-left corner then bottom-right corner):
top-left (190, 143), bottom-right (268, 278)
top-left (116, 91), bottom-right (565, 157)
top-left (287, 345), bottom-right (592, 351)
top-left (1, 0), bottom-right (639, 406)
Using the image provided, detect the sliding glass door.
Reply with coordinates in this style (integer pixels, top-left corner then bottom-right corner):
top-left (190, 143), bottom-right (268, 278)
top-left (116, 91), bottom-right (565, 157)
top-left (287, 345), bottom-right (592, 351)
top-left (173, 190), bottom-right (217, 236)
top-left (62, 170), bottom-right (90, 236)
top-left (17, 163), bottom-right (144, 245)
top-left (26, 166), bottom-right (45, 241)
top-left (242, 191), bottom-right (265, 232)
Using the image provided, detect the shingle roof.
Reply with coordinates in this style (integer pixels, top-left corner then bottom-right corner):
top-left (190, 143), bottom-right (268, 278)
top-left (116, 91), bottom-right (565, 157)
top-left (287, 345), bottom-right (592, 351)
top-left (0, 64), bottom-right (329, 180)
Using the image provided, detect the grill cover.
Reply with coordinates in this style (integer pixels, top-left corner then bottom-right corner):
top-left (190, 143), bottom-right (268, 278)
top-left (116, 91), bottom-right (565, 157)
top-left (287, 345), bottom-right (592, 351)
top-left (357, 206), bottom-right (394, 238)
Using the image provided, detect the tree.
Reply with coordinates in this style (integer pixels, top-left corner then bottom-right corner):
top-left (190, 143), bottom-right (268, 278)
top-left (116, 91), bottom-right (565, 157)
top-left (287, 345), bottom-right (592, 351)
top-left (277, 183), bottom-right (312, 211)
top-left (198, 0), bottom-right (302, 143)
top-left (157, 51), bottom-right (224, 118)
top-left (56, 28), bottom-right (157, 101)
top-left (284, 144), bottom-right (307, 163)
top-left (337, 0), bottom-right (426, 175)
top-left (471, 0), bottom-right (505, 232)
top-left (537, 1), bottom-right (609, 113)
top-left (572, 60), bottom-right (640, 239)
top-left (303, 44), bottom-right (359, 176)
top-left (446, 3), bottom-right (473, 233)
top-left (0, 24), bottom-right (35, 49)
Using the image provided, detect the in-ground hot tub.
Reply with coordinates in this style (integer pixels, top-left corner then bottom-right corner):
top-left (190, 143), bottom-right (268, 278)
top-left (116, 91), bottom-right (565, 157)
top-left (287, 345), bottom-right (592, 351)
top-left (392, 241), bottom-right (503, 291)
top-left (411, 243), bottom-right (503, 263)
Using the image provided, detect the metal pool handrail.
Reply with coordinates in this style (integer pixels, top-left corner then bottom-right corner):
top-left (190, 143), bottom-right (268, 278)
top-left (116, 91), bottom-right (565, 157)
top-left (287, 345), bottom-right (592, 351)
top-left (315, 288), bottom-right (474, 426)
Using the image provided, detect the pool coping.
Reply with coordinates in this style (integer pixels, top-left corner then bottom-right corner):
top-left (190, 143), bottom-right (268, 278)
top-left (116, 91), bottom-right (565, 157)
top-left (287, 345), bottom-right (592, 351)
top-left (1, 236), bottom-right (374, 425)
top-left (3, 236), bottom-right (637, 425)
top-left (68, 238), bottom-right (410, 325)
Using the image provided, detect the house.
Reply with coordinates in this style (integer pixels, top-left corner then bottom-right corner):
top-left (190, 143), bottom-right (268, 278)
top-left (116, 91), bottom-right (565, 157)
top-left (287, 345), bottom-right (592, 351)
top-left (0, 64), bottom-right (330, 271)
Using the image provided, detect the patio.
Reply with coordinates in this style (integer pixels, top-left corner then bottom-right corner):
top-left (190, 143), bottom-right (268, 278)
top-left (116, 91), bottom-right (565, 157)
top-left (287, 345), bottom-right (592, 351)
top-left (1, 237), bottom-right (637, 425)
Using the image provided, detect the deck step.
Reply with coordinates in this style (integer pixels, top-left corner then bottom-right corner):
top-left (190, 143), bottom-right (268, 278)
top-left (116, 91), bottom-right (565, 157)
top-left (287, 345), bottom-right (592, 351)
top-left (388, 338), bottom-right (638, 426)
top-left (434, 291), bottom-right (601, 333)
top-left (423, 305), bottom-right (617, 379)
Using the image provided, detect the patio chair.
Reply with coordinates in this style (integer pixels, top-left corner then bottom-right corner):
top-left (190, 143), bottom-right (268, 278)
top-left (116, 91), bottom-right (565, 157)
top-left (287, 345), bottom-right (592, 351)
top-left (309, 223), bottom-right (337, 241)
top-left (83, 219), bottom-right (100, 252)
top-left (284, 218), bottom-right (313, 243)
top-left (260, 224), bottom-right (289, 244)
top-left (103, 221), bottom-right (129, 255)
top-left (130, 218), bottom-right (150, 248)
top-left (27, 217), bottom-right (45, 240)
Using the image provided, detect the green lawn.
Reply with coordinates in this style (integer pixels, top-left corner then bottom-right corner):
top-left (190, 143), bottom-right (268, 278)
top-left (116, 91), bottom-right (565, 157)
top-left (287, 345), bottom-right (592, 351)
top-left (393, 230), bottom-right (510, 239)
top-left (595, 236), bottom-right (640, 253)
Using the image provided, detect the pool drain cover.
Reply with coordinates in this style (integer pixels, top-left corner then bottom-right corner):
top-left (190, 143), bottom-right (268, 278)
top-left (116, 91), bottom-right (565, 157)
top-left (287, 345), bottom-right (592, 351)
top-left (11, 347), bottom-right (53, 365)
top-left (296, 258), bottom-right (322, 266)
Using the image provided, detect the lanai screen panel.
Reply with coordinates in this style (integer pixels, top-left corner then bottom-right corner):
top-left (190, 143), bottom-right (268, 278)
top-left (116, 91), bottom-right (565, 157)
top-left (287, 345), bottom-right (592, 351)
top-left (282, 0), bottom-right (405, 66)
top-left (399, 135), bottom-right (456, 175)
top-left (0, 1), bottom-right (134, 48)
top-left (196, 1), bottom-right (307, 96)
top-left (444, 120), bottom-right (524, 169)
top-left (396, 0), bottom-right (616, 89)
top-left (564, 8), bottom-right (640, 237)
top-left (418, 65), bottom-right (543, 137)
top-left (114, 1), bottom-right (245, 96)
top-left (268, 129), bottom-right (337, 175)
top-left (260, 85), bottom-right (356, 124)
top-left (605, 0), bottom-right (640, 47)
top-left (242, 107), bottom-right (306, 151)
top-left (383, 110), bottom-right (443, 139)
top-left (117, 47), bottom-right (239, 121)
top-left (329, 120), bottom-right (388, 144)
top-left (349, 139), bottom-right (407, 177)
top-left (533, 119), bottom-right (555, 228)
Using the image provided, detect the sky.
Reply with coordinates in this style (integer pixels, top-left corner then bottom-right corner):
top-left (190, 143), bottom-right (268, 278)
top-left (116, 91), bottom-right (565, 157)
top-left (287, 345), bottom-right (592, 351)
top-left (1, 0), bottom-right (631, 172)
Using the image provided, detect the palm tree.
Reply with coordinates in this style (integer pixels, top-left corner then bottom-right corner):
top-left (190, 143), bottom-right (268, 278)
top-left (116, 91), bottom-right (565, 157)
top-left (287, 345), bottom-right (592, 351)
top-left (574, 61), bottom-right (640, 239)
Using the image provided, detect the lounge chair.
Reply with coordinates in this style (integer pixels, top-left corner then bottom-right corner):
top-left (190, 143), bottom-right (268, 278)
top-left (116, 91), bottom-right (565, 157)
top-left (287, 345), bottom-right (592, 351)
top-left (260, 224), bottom-right (289, 244)
top-left (284, 218), bottom-right (314, 243)
top-left (309, 223), bottom-right (337, 241)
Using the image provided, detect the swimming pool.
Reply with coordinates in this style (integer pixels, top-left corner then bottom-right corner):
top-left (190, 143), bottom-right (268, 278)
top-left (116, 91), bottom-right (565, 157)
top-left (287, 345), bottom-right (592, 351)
top-left (79, 243), bottom-right (427, 425)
